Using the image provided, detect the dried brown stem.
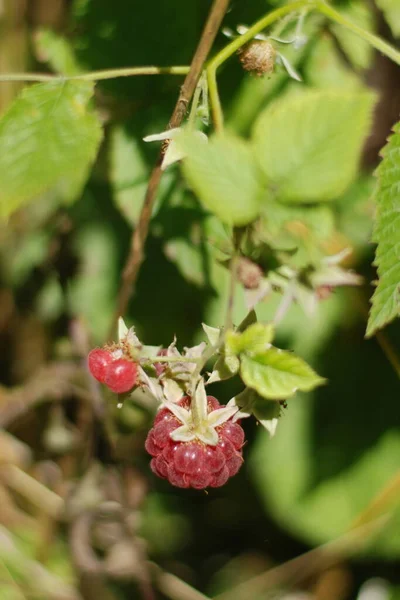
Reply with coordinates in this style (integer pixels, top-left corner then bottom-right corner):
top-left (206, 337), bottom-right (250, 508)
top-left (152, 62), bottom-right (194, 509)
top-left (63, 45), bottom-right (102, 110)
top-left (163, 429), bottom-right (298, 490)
top-left (111, 0), bottom-right (231, 336)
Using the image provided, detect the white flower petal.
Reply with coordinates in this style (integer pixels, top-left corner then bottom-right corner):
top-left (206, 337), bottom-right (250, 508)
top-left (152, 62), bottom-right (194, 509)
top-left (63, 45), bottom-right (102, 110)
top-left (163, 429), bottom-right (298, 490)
top-left (163, 378), bottom-right (185, 404)
top-left (163, 401), bottom-right (191, 426)
top-left (161, 139), bottom-right (186, 170)
top-left (170, 425), bottom-right (196, 442)
top-left (192, 379), bottom-right (208, 423)
top-left (277, 52), bottom-right (302, 82)
top-left (258, 417), bottom-right (279, 437)
top-left (143, 127), bottom-right (181, 142)
top-left (118, 317), bottom-right (128, 341)
top-left (138, 367), bottom-right (163, 402)
top-left (197, 428), bottom-right (218, 446)
top-left (202, 323), bottom-right (221, 346)
top-left (207, 406), bottom-right (238, 427)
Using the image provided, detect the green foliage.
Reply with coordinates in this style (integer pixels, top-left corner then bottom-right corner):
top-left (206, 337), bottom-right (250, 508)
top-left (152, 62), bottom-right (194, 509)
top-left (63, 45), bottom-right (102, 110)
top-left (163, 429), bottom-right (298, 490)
top-left (0, 81), bottom-right (102, 218)
top-left (252, 90), bottom-right (376, 203)
top-left (304, 35), bottom-right (362, 90)
top-left (182, 133), bottom-right (265, 226)
top-left (110, 125), bottom-right (150, 225)
top-left (331, 1), bottom-right (375, 70)
top-left (34, 29), bottom-right (82, 75)
top-left (367, 122), bottom-right (400, 336)
top-left (226, 322), bottom-right (274, 355)
top-left (241, 348), bottom-right (325, 400)
top-left (376, 0), bottom-right (400, 37)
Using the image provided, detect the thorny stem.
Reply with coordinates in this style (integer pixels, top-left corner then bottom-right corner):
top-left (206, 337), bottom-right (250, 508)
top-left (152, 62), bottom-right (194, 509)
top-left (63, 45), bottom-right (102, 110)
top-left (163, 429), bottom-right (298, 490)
top-left (0, 66), bottom-right (190, 83)
top-left (111, 0), bottom-right (231, 337)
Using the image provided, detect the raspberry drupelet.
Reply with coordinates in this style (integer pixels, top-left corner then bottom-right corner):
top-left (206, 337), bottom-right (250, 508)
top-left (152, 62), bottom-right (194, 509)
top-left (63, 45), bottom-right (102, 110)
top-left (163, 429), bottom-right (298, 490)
top-left (88, 348), bottom-right (139, 394)
top-left (145, 396), bottom-right (245, 489)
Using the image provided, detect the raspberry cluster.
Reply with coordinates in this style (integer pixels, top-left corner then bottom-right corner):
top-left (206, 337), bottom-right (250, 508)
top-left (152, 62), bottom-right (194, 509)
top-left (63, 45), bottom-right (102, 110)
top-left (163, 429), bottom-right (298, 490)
top-left (145, 397), bottom-right (245, 489)
top-left (88, 348), bottom-right (138, 394)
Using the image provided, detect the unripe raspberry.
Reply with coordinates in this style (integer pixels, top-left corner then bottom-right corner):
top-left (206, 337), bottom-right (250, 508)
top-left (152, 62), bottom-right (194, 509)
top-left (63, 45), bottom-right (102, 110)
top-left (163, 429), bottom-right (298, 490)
top-left (238, 40), bottom-right (276, 76)
top-left (105, 359), bottom-right (138, 394)
top-left (88, 348), bottom-right (113, 383)
top-left (145, 397), bottom-right (244, 489)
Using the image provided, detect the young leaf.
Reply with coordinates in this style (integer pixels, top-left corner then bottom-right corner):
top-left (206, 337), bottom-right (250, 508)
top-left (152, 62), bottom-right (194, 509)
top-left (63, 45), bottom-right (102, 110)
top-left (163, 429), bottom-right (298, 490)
top-left (376, 0), bottom-right (400, 37)
top-left (252, 90), bottom-right (376, 203)
top-left (181, 132), bottom-right (265, 226)
top-left (0, 81), bottom-right (102, 218)
top-left (367, 122), bottom-right (400, 337)
top-left (226, 322), bottom-right (274, 356)
top-left (240, 348), bottom-right (325, 399)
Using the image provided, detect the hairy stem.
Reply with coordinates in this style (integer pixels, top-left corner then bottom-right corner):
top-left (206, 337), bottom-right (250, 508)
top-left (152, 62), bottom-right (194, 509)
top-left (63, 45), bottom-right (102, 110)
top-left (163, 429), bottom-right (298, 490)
top-left (0, 66), bottom-right (190, 83)
top-left (111, 0), bottom-right (231, 336)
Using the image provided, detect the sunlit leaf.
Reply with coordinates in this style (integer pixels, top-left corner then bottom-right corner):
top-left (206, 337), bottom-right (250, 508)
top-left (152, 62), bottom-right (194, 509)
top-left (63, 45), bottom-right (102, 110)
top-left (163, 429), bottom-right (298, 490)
top-left (241, 348), bottom-right (325, 399)
top-left (252, 90), bottom-right (376, 203)
top-left (367, 121), bottom-right (400, 336)
top-left (0, 81), bottom-right (102, 218)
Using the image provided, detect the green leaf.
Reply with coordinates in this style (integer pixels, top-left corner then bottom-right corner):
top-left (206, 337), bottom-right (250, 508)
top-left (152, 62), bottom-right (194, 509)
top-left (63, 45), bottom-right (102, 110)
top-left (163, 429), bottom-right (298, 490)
top-left (0, 81), bottom-right (102, 218)
top-left (181, 133), bottom-right (265, 226)
top-left (34, 29), bottom-right (82, 75)
top-left (226, 322), bottom-right (274, 356)
top-left (259, 200), bottom-right (336, 267)
top-left (241, 348), bottom-right (325, 399)
top-left (252, 90), bottom-right (376, 203)
top-left (376, 0), bottom-right (400, 37)
top-left (304, 34), bottom-right (362, 90)
top-left (367, 122), bottom-right (400, 337)
top-left (110, 125), bottom-right (150, 225)
top-left (331, 1), bottom-right (375, 70)
top-left (202, 323), bottom-right (220, 346)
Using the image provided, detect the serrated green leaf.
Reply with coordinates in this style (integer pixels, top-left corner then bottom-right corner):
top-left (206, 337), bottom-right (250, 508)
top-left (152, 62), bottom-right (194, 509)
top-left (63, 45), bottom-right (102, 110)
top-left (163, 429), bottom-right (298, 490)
top-left (331, 1), bottom-right (375, 70)
top-left (181, 132), bottom-right (265, 226)
top-left (241, 348), bottom-right (325, 399)
top-left (0, 81), bottom-right (102, 218)
top-left (367, 122), bottom-right (400, 336)
top-left (252, 90), bottom-right (376, 203)
top-left (226, 322), bottom-right (274, 356)
top-left (376, 0), bottom-right (400, 37)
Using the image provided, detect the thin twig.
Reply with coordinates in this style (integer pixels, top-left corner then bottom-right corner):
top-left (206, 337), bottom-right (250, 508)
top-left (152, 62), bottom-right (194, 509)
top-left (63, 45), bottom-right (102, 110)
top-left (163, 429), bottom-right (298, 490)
top-left (0, 66), bottom-right (190, 83)
top-left (111, 0), bottom-right (231, 337)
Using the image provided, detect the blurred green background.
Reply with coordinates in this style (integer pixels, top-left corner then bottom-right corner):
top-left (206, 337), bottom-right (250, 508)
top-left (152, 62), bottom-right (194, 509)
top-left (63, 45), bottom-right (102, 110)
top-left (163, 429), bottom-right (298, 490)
top-left (0, 1), bottom-right (400, 599)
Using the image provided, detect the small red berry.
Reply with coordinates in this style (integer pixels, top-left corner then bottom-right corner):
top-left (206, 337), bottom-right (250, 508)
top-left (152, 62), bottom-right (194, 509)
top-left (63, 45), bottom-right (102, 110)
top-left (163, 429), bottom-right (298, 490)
top-left (88, 348), bottom-right (113, 383)
top-left (145, 396), bottom-right (245, 489)
top-left (104, 359), bottom-right (138, 394)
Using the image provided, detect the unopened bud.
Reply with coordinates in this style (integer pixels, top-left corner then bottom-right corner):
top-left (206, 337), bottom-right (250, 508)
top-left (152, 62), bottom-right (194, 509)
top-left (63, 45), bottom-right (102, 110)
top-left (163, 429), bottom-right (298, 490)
top-left (238, 40), bottom-right (276, 76)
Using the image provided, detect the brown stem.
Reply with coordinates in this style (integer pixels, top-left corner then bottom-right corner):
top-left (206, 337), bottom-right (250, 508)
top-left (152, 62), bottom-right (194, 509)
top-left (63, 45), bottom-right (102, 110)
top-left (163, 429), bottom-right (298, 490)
top-left (111, 0), bottom-right (231, 337)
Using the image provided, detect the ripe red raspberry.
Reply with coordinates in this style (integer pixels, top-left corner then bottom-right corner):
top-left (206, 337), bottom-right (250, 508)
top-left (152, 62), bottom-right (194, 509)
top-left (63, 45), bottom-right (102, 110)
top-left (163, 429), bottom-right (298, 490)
top-left (88, 348), bottom-right (113, 383)
top-left (105, 359), bottom-right (139, 394)
top-left (145, 397), bottom-right (244, 489)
